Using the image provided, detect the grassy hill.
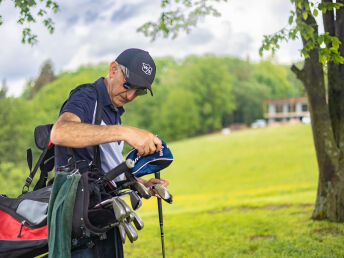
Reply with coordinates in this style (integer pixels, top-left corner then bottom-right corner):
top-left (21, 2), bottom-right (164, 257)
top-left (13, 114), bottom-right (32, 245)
top-left (123, 124), bottom-right (344, 257)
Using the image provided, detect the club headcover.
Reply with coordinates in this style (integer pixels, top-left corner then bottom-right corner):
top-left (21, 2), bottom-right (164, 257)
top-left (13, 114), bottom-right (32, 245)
top-left (125, 139), bottom-right (173, 177)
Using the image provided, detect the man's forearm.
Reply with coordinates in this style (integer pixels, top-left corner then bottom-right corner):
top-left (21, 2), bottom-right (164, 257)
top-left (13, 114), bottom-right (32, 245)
top-left (51, 121), bottom-right (127, 148)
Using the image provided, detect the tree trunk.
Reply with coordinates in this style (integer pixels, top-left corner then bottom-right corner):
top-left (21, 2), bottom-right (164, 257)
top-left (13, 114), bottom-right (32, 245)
top-left (292, 0), bottom-right (344, 222)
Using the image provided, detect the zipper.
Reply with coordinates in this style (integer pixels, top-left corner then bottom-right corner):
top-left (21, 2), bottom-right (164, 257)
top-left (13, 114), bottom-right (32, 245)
top-left (17, 220), bottom-right (26, 238)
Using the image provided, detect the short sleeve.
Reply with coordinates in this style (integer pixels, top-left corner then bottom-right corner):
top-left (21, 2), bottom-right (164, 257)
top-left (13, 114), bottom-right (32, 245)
top-left (59, 86), bottom-right (97, 124)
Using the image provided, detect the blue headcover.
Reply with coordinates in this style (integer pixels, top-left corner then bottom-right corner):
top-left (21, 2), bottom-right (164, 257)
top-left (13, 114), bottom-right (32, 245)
top-left (125, 140), bottom-right (173, 177)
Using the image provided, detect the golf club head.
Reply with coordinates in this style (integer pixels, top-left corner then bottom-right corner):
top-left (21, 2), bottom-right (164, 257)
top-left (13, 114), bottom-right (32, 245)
top-left (129, 191), bottom-right (142, 210)
top-left (134, 181), bottom-right (151, 199)
top-left (122, 221), bottom-right (138, 243)
top-left (117, 197), bottom-right (132, 216)
top-left (112, 197), bottom-right (126, 221)
top-left (126, 212), bottom-right (135, 223)
top-left (152, 184), bottom-right (173, 204)
top-left (132, 212), bottom-right (144, 230)
top-left (93, 197), bottom-right (114, 208)
top-left (118, 222), bottom-right (126, 244)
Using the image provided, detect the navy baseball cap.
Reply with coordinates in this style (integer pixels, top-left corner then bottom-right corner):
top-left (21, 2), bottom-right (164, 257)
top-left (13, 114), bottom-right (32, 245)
top-left (116, 48), bottom-right (156, 96)
top-left (125, 140), bottom-right (173, 177)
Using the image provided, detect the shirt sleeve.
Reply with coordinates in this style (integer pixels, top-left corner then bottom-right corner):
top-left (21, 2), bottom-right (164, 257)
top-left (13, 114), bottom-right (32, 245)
top-left (59, 86), bottom-right (97, 124)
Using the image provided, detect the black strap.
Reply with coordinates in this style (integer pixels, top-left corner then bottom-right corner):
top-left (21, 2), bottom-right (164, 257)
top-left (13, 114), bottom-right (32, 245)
top-left (22, 145), bottom-right (51, 194)
top-left (92, 85), bottom-right (102, 171)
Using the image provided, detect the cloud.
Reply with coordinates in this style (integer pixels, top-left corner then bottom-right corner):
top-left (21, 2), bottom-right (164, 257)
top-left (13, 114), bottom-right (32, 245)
top-left (0, 0), bottom-right (303, 96)
top-left (111, 4), bottom-right (141, 23)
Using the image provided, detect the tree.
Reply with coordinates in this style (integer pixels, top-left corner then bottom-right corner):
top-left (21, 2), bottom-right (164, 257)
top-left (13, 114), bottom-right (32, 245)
top-left (140, 0), bottom-right (344, 222)
top-left (31, 60), bottom-right (56, 98)
top-left (0, 79), bottom-right (8, 98)
top-left (0, 0), bottom-right (59, 45)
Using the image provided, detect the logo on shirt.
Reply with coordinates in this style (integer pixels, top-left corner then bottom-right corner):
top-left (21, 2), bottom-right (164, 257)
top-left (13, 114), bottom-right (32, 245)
top-left (142, 63), bottom-right (152, 75)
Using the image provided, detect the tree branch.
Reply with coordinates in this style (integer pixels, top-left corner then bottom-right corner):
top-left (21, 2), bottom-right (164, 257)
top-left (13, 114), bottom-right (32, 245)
top-left (291, 64), bottom-right (305, 81)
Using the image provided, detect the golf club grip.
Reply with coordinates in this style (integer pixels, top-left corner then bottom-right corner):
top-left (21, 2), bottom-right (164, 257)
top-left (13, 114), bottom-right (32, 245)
top-left (103, 159), bottom-right (134, 182)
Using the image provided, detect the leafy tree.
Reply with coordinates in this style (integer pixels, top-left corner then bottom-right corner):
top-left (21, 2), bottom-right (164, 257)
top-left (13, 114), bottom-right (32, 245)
top-left (158, 88), bottom-right (200, 141)
top-left (262, 0), bottom-right (344, 222)
top-left (0, 0), bottom-right (59, 45)
top-left (0, 79), bottom-right (7, 98)
top-left (31, 60), bottom-right (56, 98)
top-left (179, 55), bottom-right (235, 132)
top-left (140, 0), bottom-right (344, 222)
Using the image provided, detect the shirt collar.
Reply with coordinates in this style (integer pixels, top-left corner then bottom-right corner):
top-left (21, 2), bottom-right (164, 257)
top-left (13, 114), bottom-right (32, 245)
top-left (94, 77), bottom-right (125, 116)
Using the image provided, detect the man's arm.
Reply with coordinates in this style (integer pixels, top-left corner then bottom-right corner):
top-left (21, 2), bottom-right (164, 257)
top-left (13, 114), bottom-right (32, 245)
top-left (51, 112), bottom-right (162, 156)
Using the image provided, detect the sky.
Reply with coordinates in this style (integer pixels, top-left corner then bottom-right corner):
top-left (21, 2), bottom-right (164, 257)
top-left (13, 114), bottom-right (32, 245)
top-left (0, 0), bottom-right (303, 97)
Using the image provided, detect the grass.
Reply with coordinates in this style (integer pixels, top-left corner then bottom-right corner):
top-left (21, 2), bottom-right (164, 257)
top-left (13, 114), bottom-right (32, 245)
top-left (123, 124), bottom-right (344, 257)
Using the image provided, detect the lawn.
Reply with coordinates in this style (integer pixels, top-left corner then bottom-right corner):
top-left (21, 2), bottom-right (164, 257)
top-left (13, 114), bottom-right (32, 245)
top-left (123, 124), bottom-right (344, 257)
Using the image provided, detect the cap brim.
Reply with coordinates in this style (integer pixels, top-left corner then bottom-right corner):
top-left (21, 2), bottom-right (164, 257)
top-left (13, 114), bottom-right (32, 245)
top-left (127, 70), bottom-right (153, 96)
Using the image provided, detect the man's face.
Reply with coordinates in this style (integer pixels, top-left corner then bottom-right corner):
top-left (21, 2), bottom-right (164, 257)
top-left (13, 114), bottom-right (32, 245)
top-left (107, 62), bottom-right (138, 107)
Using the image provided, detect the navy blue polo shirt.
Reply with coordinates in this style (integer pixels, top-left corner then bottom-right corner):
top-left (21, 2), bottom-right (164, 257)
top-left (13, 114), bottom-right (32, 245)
top-left (55, 77), bottom-right (125, 174)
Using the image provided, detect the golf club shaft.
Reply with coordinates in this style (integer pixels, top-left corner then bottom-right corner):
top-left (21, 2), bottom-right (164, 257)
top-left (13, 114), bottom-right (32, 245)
top-left (155, 172), bottom-right (165, 258)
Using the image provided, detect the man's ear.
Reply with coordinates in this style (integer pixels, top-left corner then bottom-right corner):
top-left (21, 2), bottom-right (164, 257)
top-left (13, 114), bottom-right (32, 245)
top-left (109, 61), bottom-right (118, 78)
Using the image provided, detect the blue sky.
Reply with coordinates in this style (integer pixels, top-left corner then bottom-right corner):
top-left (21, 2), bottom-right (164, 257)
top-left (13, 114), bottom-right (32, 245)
top-left (0, 0), bottom-right (303, 96)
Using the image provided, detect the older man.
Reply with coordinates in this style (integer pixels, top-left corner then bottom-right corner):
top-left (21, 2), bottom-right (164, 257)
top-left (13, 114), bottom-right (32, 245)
top-left (51, 48), bottom-right (168, 257)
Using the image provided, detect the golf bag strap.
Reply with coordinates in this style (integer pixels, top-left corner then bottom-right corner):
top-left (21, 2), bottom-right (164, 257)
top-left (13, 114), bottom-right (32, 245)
top-left (23, 140), bottom-right (52, 194)
top-left (92, 85), bottom-right (102, 172)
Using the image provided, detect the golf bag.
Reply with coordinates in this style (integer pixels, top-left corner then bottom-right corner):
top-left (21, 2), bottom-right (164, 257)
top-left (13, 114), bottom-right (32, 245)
top-left (0, 121), bottom-right (55, 258)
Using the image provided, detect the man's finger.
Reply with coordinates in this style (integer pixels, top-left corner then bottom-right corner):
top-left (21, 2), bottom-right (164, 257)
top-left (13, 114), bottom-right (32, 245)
top-left (154, 137), bottom-right (162, 151)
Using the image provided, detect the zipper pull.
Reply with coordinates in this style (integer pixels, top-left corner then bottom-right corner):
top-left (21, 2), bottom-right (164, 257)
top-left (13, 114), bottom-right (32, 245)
top-left (17, 220), bottom-right (25, 238)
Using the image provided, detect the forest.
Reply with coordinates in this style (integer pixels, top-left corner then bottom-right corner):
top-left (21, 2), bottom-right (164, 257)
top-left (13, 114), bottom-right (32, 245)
top-left (0, 55), bottom-right (303, 196)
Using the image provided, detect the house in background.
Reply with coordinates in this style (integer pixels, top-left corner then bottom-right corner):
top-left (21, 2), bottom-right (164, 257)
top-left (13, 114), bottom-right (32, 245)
top-left (264, 96), bottom-right (310, 123)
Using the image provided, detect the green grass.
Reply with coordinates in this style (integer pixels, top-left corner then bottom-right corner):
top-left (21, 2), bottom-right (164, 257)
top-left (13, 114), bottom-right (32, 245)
top-left (123, 124), bottom-right (344, 257)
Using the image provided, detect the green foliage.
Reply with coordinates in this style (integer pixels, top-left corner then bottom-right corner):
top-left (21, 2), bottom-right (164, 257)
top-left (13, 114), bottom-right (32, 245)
top-left (0, 56), bottom-right (303, 195)
top-left (137, 0), bottom-right (227, 40)
top-left (1, 0), bottom-right (59, 45)
top-left (260, 0), bottom-right (344, 65)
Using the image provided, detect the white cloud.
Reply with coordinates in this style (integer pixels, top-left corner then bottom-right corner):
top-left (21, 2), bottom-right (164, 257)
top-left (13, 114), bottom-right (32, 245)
top-left (0, 0), bottom-right (305, 96)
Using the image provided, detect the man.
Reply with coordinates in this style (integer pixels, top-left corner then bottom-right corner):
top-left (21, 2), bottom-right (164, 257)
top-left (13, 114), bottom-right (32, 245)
top-left (51, 48), bottom-right (169, 257)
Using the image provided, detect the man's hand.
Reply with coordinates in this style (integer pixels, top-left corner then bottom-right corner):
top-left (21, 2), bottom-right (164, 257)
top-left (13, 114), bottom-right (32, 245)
top-left (123, 126), bottom-right (162, 156)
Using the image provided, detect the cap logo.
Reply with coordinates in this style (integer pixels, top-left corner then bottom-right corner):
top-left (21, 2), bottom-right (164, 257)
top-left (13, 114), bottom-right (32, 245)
top-left (142, 63), bottom-right (152, 75)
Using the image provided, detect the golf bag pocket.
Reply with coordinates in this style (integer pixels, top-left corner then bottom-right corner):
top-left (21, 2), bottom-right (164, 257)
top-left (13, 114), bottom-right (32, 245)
top-left (0, 186), bottom-right (51, 258)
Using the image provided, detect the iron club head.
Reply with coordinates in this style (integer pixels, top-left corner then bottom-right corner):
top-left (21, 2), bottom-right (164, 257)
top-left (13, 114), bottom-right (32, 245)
top-left (132, 212), bottom-right (144, 230)
top-left (129, 191), bottom-right (142, 210)
top-left (151, 184), bottom-right (173, 204)
top-left (122, 221), bottom-right (138, 243)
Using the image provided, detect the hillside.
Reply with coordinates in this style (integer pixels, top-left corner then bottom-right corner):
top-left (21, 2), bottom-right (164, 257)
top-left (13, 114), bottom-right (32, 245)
top-left (122, 124), bottom-right (344, 257)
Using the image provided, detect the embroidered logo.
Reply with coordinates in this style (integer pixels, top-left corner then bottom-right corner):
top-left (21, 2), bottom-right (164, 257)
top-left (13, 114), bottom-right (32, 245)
top-left (142, 63), bottom-right (152, 75)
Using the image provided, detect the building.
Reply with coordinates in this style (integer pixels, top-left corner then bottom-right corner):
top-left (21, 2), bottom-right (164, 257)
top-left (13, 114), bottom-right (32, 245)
top-left (264, 96), bottom-right (309, 123)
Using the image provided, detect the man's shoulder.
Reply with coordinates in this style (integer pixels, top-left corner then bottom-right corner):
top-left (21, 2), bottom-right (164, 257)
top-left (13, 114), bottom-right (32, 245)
top-left (68, 83), bottom-right (98, 101)
top-left (60, 83), bottom-right (99, 123)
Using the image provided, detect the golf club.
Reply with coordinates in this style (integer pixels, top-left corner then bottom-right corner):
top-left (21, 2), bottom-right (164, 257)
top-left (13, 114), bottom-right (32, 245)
top-left (126, 212), bottom-right (135, 223)
top-left (112, 197), bottom-right (126, 221)
top-left (122, 221), bottom-right (138, 243)
top-left (117, 197), bottom-right (132, 217)
top-left (151, 184), bottom-right (173, 204)
top-left (132, 212), bottom-right (144, 230)
top-left (129, 191), bottom-right (142, 210)
top-left (118, 222), bottom-right (126, 244)
top-left (134, 181), bottom-right (151, 199)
